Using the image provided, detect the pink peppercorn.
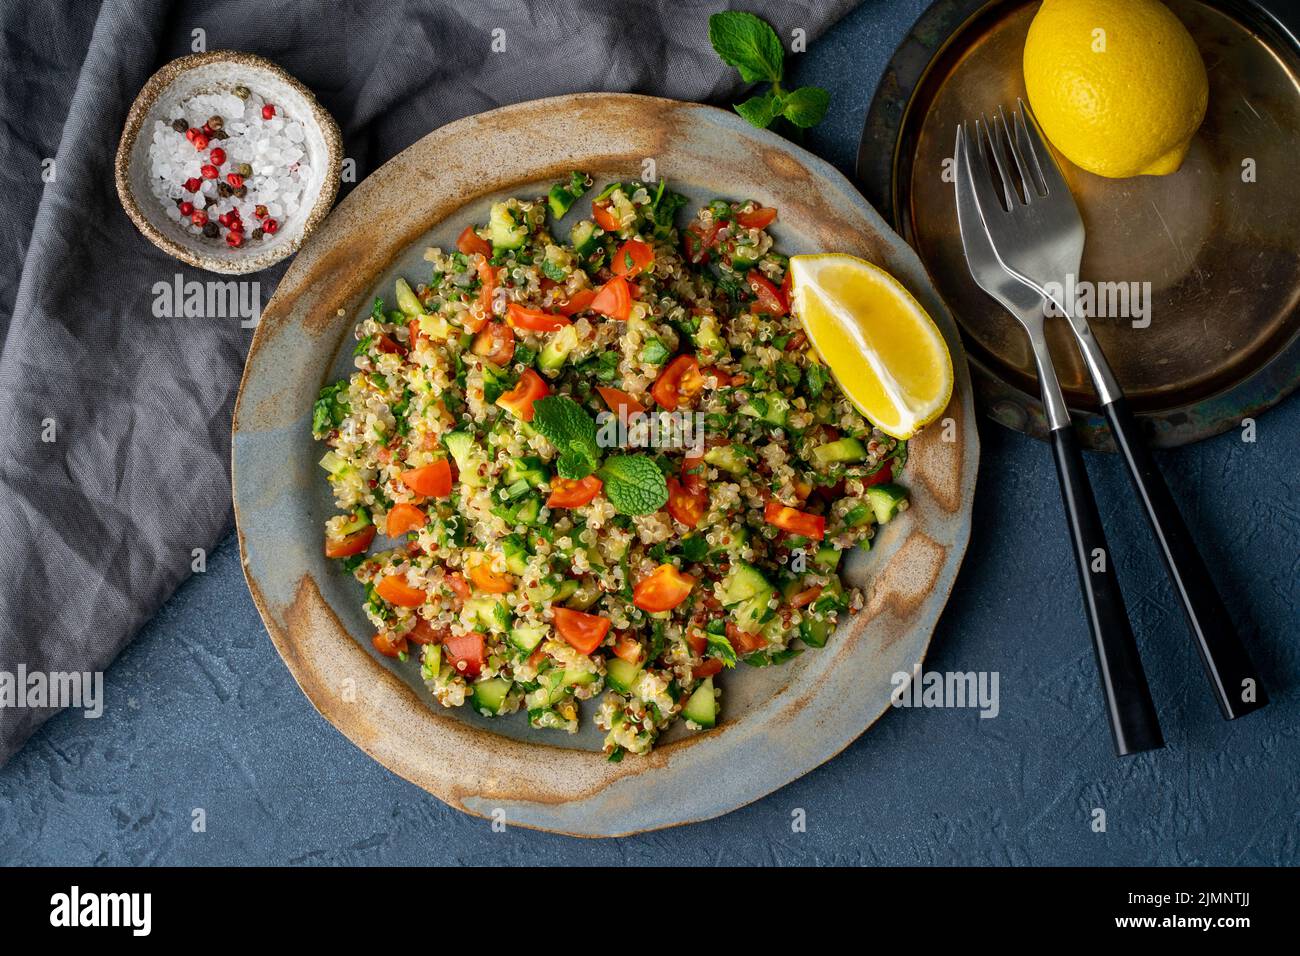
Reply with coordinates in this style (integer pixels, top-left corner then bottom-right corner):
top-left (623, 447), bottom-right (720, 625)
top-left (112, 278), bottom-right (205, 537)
top-left (178, 200), bottom-right (194, 216)
top-left (262, 218), bottom-right (279, 235)
top-left (190, 210), bottom-right (208, 226)
top-left (226, 231), bottom-right (245, 248)
top-left (201, 164), bottom-right (218, 179)
top-left (261, 104), bottom-right (275, 119)
top-left (209, 147), bottom-right (226, 165)
top-left (226, 172), bottom-right (244, 188)
top-left (183, 177), bottom-right (201, 192)
top-left (192, 134), bottom-right (209, 151)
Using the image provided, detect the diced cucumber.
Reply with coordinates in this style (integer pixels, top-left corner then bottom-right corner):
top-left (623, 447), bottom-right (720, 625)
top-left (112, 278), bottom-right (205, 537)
top-left (502, 535), bottom-right (530, 575)
top-left (605, 658), bottom-right (642, 694)
top-left (739, 391), bottom-right (789, 427)
top-left (564, 580), bottom-right (602, 611)
top-left (318, 451), bottom-right (349, 475)
top-left (504, 456), bottom-right (547, 487)
top-left (509, 625), bottom-right (546, 654)
top-left (691, 312), bottom-right (727, 356)
top-left (681, 677), bottom-right (717, 728)
top-left (731, 589), bottom-right (774, 634)
top-left (571, 220), bottom-right (599, 258)
top-left (799, 617), bottom-right (832, 648)
top-left (729, 240), bottom-right (761, 269)
top-left (472, 677), bottom-right (512, 716)
top-left (465, 596), bottom-right (508, 632)
top-left (814, 544), bottom-right (842, 571)
top-left (843, 502), bottom-right (874, 527)
top-left (719, 562), bottom-right (772, 606)
top-left (547, 171), bottom-right (589, 220)
top-left (812, 437), bottom-right (868, 467)
top-left (444, 431), bottom-right (486, 487)
top-left (394, 277), bottom-right (423, 317)
top-left (420, 644), bottom-right (442, 682)
top-left (538, 323), bottom-right (579, 372)
top-left (336, 508), bottom-right (371, 535)
top-left (515, 495), bottom-right (542, 525)
top-left (866, 483), bottom-right (909, 524)
top-left (561, 669), bottom-right (597, 689)
top-left (703, 444), bottom-right (749, 476)
top-left (488, 202), bottom-right (527, 250)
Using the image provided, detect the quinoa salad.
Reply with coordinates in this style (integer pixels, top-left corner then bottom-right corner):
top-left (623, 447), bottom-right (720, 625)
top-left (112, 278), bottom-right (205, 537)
top-left (312, 174), bottom-right (910, 758)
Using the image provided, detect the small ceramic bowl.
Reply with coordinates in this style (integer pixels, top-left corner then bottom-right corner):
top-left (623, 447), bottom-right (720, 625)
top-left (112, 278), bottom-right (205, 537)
top-left (115, 50), bottom-right (342, 275)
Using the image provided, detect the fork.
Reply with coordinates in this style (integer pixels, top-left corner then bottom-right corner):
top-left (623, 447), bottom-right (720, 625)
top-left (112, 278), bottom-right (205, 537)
top-left (965, 102), bottom-right (1267, 722)
top-left (954, 125), bottom-right (1163, 756)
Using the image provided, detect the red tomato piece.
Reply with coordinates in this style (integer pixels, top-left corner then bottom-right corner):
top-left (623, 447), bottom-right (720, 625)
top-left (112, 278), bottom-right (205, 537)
top-left (496, 368), bottom-right (549, 421)
top-left (592, 200), bottom-right (621, 233)
top-left (651, 354), bottom-right (705, 411)
top-left (468, 559), bottom-right (515, 594)
top-left (506, 303), bottom-right (571, 333)
top-left (472, 321), bottom-right (516, 366)
top-left (611, 239), bottom-right (654, 278)
top-left (405, 619), bottom-right (446, 645)
top-left (682, 220), bottom-right (722, 264)
top-left (611, 631), bottom-right (643, 664)
top-left (466, 260), bottom-right (494, 333)
top-left (553, 607), bottom-right (612, 656)
top-left (666, 477), bottom-right (708, 528)
top-left (372, 632), bottom-right (408, 658)
top-left (864, 461), bottom-right (894, 487)
top-left (324, 524), bottom-right (375, 559)
top-left (596, 386), bottom-right (645, 416)
top-left (456, 224), bottom-right (492, 258)
top-left (788, 585), bottom-right (823, 608)
top-left (400, 459), bottom-right (453, 498)
top-left (443, 632), bottom-right (486, 677)
top-left (735, 206), bottom-right (778, 230)
top-left (556, 288), bottom-right (597, 317)
top-left (376, 574), bottom-right (426, 608)
top-left (385, 502), bottom-right (426, 537)
top-left (747, 270), bottom-right (787, 315)
top-left (763, 500), bottom-right (827, 541)
top-left (546, 475), bottom-right (602, 509)
top-left (692, 658), bottom-right (725, 679)
top-left (726, 621), bottom-right (768, 655)
top-left (589, 275), bottom-right (631, 321)
top-left (632, 564), bottom-right (696, 612)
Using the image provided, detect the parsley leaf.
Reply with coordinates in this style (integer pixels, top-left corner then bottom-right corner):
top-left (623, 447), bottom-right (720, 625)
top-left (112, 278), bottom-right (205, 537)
top-left (599, 454), bottom-right (669, 515)
top-left (708, 11), bottom-right (784, 83)
top-left (532, 395), bottom-right (600, 479)
top-left (312, 381), bottom-right (349, 437)
top-left (705, 631), bottom-right (737, 668)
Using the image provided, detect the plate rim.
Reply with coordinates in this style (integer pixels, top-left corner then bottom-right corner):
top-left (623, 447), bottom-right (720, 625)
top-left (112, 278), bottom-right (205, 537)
top-left (232, 91), bottom-right (980, 837)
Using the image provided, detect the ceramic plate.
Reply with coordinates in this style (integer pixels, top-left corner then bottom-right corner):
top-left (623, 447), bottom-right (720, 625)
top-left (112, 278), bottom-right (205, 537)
top-left (232, 93), bottom-right (979, 836)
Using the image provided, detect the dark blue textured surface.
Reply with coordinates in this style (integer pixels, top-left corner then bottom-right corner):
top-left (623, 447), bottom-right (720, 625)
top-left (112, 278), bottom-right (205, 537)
top-left (2, 0), bottom-right (1296, 865)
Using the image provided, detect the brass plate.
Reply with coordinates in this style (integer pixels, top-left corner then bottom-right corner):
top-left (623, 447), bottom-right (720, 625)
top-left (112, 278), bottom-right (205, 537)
top-left (861, 0), bottom-right (1300, 448)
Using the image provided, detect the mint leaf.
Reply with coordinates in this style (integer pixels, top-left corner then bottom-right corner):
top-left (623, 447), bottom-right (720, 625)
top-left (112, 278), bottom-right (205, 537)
top-left (708, 11), bottom-right (784, 84)
top-left (599, 455), bottom-right (669, 515)
top-left (531, 396), bottom-right (600, 479)
top-left (734, 91), bottom-right (784, 129)
top-left (780, 86), bottom-right (830, 128)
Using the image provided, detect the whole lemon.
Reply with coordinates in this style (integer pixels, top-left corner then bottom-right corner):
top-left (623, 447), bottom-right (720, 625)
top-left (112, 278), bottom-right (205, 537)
top-left (1023, 0), bottom-right (1208, 178)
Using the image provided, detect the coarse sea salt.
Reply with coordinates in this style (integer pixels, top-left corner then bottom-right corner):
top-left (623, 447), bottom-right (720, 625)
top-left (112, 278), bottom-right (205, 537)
top-left (146, 87), bottom-right (313, 249)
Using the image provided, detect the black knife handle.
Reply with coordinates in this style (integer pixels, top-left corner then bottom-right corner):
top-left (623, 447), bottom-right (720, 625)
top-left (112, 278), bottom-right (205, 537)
top-left (1051, 425), bottom-right (1164, 755)
top-left (1103, 398), bottom-right (1267, 719)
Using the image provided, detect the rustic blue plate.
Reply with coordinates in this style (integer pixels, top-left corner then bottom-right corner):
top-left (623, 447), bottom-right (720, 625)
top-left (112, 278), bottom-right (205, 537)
top-left (232, 93), bottom-right (979, 836)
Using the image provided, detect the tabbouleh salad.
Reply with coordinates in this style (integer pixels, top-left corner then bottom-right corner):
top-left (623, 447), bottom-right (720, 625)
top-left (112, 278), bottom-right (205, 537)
top-left (311, 172), bottom-right (910, 758)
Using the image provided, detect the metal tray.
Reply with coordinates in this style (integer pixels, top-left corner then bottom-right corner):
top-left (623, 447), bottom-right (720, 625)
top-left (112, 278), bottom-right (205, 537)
top-left (859, 0), bottom-right (1300, 449)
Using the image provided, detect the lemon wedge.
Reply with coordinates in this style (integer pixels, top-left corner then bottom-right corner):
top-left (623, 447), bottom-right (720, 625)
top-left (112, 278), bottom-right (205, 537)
top-left (789, 254), bottom-right (953, 440)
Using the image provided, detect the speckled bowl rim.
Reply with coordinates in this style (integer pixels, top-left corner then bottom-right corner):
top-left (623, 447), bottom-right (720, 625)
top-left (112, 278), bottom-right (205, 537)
top-left (232, 93), bottom-right (980, 837)
top-left (114, 50), bottom-right (342, 275)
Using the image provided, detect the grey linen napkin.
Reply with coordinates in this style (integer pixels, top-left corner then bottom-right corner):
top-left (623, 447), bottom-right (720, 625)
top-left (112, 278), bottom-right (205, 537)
top-left (0, 0), bottom-right (859, 764)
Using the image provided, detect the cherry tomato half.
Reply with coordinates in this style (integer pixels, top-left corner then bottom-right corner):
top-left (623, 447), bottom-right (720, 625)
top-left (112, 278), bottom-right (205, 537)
top-left (611, 239), bottom-right (654, 278)
top-left (651, 355), bottom-right (705, 411)
top-left (400, 459), bottom-right (453, 498)
top-left (324, 524), bottom-right (375, 559)
top-left (553, 607), bottom-right (612, 656)
top-left (590, 275), bottom-right (631, 321)
top-left (632, 564), bottom-right (696, 613)
top-left (763, 500), bottom-right (826, 541)
top-left (376, 574), bottom-right (427, 608)
top-left (385, 502), bottom-right (426, 537)
top-left (546, 475), bottom-right (602, 509)
top-left (472, 321), bottom-right (516, 366)
top-left (496, 368), bottom-right (550, 422)
top-left (457, 225), bottom-right (492, 258)
top-left (506, 303), bottom-right (571, 333)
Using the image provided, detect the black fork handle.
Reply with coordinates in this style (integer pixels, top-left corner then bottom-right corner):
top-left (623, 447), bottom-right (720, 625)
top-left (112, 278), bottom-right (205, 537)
top-left (1103, 398), bottom-right (1267, 719)
top-left (1051, 424), bottom-right (1164, 756)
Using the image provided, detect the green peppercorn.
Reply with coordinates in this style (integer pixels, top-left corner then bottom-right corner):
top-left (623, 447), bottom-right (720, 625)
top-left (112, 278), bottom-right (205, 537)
top-left (233, 85), bottom-right (250, 99)
top-left (252, 228), bottom-right (264, 240)
top-left (217, 182), bottom-right (233, 198)
top-left (235, 163), bottom-right (253, 178)
top-left (233, 185), bottom-right (247, 198)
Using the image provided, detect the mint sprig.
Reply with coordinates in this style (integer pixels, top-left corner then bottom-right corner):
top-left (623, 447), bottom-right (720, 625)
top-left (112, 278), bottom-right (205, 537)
top-left (708, 11), bottom-right (830, 131)
top-left (599, 455), bottom-right (669, 516)
top-left (531, 396), bottom-right (600, 480)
